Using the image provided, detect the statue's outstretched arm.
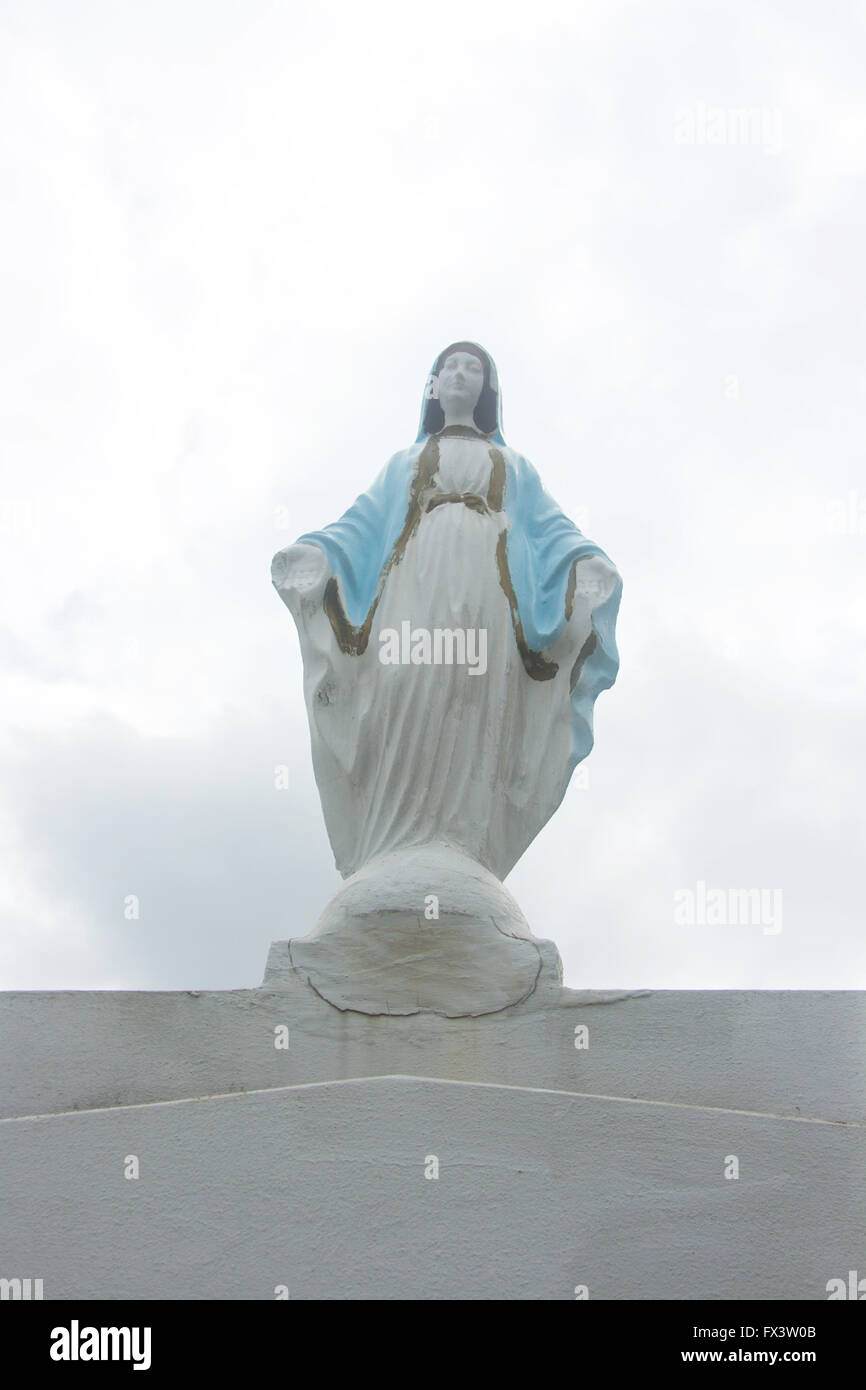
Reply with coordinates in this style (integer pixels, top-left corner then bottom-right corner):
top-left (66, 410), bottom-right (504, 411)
top-left (271, 542), bottom-right (330, 618)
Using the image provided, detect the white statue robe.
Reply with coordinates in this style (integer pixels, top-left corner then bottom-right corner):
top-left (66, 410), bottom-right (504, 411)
top-left (276, 432), bottom-right (594, 882)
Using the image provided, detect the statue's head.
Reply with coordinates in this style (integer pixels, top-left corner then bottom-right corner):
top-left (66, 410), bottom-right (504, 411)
top-left (420, 341), bottom-right (501, 438)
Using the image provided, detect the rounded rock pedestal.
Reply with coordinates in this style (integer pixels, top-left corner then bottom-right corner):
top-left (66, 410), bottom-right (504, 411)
top-left (288, 841), bottom-right (560, 1017)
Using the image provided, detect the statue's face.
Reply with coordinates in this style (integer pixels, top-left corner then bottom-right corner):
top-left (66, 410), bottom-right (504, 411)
top-left (437, 351), bottom-right (485, 416)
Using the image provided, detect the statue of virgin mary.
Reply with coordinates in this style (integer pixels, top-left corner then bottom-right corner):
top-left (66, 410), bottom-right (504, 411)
top-left (272, 342), bottom-right (622, 1016)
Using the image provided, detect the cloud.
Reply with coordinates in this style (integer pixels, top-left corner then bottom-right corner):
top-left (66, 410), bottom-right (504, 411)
top-left (1, 0), bottom-right (864, 988)
top-left (0, 706), bottom-right (340, 989)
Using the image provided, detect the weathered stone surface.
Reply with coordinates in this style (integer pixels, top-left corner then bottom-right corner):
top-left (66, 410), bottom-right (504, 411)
top-left (290, 843), bottom-right (554, 1016)
top-left (2, 966), bottom-right (863, 1126)
top-left (1, 1076), bottom-right (862, 1300)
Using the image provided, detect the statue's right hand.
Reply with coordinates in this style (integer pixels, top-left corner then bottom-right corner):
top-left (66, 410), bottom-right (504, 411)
top-left (271, 542), bottom-right (330, 599)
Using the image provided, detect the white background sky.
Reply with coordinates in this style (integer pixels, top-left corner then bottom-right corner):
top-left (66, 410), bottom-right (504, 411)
top-left (1, 0), bottom-right (863, 992)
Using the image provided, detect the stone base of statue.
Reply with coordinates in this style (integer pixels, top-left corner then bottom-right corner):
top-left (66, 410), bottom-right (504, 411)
top-left (290, 842), bottom-right (560, 1016)
top-left (2, 957), bottom-right (864, 1299)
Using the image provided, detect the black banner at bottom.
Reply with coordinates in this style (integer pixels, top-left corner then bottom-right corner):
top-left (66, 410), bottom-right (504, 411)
top-left (2, 1298), bottom-right (861, 1374)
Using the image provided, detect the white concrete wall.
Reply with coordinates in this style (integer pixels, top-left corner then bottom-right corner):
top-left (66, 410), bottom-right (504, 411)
top-left (2, 965), bottom-right (864, 1124)
top-left (3, 960), bottom-right (863, 1299)
top-left (1, 1076), bottom-right (862, 1300)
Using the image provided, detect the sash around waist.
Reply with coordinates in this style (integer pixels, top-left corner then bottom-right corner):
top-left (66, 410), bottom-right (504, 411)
top-left (425, 492), bottom-right (491, 514)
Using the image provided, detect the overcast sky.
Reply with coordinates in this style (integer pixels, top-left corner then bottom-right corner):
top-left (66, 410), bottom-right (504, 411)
top-left (1, 0), bottom-right (864, 992)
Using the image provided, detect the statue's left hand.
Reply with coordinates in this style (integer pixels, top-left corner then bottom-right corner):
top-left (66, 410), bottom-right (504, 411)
top-left (549, 553), bottom-right (619, 663)
top-left (573, 554), bottom-right (619, 608)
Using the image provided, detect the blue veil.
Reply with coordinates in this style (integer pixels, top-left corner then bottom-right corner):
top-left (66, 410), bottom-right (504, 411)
top-left (296, 342), bottom-right (622, 776)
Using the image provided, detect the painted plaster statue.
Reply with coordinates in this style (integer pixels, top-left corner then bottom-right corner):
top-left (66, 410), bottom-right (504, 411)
top-left (272, 342), bottom-right (622, 1016)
